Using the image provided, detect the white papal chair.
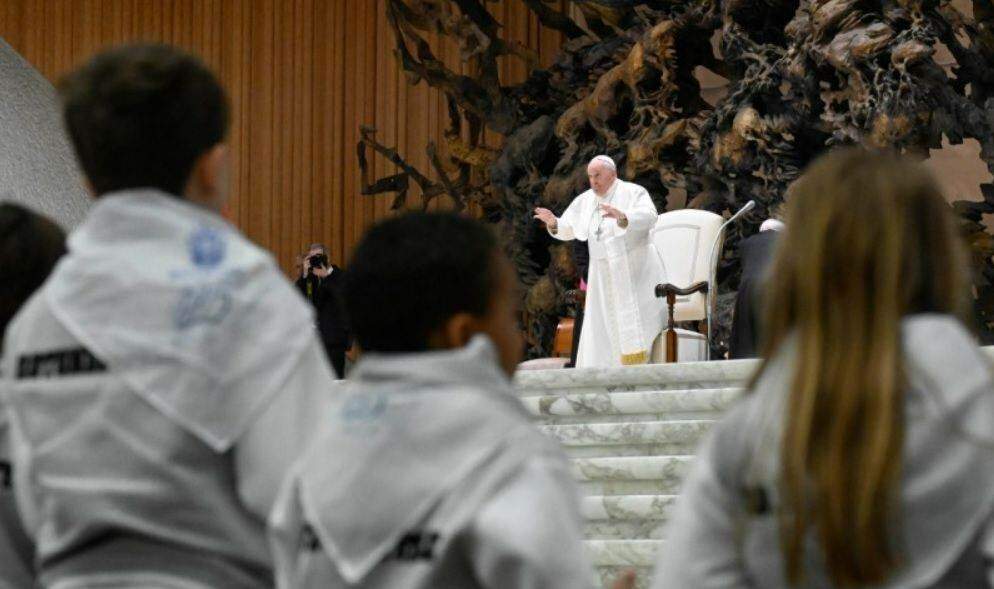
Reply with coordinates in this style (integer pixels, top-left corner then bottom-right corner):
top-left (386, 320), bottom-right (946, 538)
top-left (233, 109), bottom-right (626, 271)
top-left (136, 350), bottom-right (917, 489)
top-left (649, 209), bottom-right (724, 363)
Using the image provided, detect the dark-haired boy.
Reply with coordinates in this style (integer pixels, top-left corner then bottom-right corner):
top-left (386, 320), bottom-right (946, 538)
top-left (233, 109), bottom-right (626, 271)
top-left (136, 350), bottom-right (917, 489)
top-left (269, 212), bottom-right (634, 589)
top-left (0, 203), bottom-right (67, 589)
top-left (0, 44), bottom-right (334, 587)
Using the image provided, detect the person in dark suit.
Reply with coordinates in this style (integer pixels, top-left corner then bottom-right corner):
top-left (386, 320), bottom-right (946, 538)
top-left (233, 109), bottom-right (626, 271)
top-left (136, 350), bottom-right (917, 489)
top-left (729, 219), bottom-right (783, 359)
top-left (296, 243), bottom-right (351, 378)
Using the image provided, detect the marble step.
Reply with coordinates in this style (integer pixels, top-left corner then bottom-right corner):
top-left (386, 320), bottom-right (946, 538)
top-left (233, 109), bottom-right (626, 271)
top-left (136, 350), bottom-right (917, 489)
top-left (572, 456), bottom-right (691, 486)
top-left (514, 359), bottom-right (756, 589)
top-left (576, 460), bottom-right (688, 494)
top-left (542, 420), bottom-right (713, 457)
top-left (566, 443), bottom-right (709, 458)
top-left (580, 478), bottom-right (689, 495)
top-left (595, 566), bottom-right (652, 589)
top-left (585, 539), bottom-right (662, 567)
top-left (585, 518), bottom-right (668, 540)
top-left (522, 387), bottom-right (740, 424)
top-left (516, 358), bottom-right (758, 396)
top-left (581, 494), bottom-right (677, 521)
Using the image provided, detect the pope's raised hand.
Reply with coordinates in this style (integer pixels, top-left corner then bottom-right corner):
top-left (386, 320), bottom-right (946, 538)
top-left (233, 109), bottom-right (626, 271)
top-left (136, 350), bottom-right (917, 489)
top-left (533, 207), bottom-right (557, 229)
top-left (600, 203), bottom-right (629, 228)
top-left (600, 203), bottom-right (623, 219)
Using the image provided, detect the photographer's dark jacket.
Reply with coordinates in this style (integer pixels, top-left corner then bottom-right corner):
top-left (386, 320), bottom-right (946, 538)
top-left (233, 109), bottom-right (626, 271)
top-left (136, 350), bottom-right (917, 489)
top-left (296, 268), bottom-right (351, 348)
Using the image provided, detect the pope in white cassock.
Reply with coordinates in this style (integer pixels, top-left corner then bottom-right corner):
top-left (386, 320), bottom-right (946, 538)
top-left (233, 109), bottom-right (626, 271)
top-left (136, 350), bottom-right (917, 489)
top-left (535, 155), bottom-right (666, 367)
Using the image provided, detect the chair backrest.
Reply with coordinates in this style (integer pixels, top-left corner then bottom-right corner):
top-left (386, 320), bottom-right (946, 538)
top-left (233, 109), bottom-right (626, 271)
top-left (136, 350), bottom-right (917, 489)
top-left (650, 209), bottom-right (724, 322)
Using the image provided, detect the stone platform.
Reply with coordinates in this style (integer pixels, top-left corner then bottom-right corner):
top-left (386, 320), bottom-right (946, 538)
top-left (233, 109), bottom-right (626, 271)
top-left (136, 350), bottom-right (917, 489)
top-left (515, 359), bottom-right (757, 588)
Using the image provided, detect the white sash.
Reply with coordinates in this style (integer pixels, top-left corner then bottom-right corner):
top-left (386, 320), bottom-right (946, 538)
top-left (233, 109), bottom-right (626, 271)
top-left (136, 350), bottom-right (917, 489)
top-left (605, 237), bottom-right (649, 365)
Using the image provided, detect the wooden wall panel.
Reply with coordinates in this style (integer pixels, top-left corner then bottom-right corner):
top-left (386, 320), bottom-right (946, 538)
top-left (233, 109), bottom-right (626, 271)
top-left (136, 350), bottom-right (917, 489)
top-left (0, 0), bottom-right (565, 275)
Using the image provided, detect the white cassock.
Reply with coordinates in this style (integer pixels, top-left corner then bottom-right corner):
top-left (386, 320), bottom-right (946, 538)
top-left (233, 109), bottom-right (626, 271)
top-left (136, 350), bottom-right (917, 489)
top-left (550, 178), bottom-right (666, 367)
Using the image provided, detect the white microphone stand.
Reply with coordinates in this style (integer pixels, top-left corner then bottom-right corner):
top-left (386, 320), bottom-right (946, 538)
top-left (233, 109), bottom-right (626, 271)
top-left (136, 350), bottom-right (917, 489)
top-left (705, 199), bottom-right (756, 360)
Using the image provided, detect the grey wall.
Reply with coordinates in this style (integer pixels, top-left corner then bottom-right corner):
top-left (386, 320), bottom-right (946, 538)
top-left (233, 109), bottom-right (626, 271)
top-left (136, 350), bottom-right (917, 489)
top-left (0, 37), bottom-right (89, 230)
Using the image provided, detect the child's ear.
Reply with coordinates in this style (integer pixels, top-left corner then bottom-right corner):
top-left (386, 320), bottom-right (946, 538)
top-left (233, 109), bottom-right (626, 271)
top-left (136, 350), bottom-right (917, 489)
top-left (185, 144), bottom-right (229, 212)
top-left (431, 312), bottom-right (478, 350)
top-left (200, 144), bottom-right (229, 193)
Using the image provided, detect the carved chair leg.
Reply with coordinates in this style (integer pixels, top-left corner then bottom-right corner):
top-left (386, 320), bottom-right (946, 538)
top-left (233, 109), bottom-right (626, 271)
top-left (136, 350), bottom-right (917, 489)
top-left (666, 291), bottom-right (678, 363)
top-left (655, 281), bottom-right (708, 364)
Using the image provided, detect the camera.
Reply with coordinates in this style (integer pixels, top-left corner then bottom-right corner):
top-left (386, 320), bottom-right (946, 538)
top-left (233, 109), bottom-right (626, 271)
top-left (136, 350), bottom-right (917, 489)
top-left (309, 253), bottom-right (329, 270)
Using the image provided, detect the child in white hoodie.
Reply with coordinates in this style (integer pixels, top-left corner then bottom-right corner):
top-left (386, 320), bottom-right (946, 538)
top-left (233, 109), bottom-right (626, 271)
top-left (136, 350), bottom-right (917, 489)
top-left (269, 212), bottom-right (635, 589)
top-left (0, 203), bottom-right (66, 588)
top-left (0, 44), bottom-right (335, 588)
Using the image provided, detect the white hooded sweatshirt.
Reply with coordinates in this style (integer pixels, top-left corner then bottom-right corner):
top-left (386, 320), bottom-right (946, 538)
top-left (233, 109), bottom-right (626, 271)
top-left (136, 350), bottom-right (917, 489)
top-left (653, 315), bottom-right (994, 588)
top-left (0, 190), bottom-right (336, 588)
top-left (0, 409), bottom-right (32, 588)
top-left (269, 336), bottom-right (597, 589)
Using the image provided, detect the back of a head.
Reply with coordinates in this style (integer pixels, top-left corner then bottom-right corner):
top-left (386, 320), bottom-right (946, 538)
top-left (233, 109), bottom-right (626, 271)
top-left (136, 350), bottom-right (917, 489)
top-left (346, 212), bottom-right (497, 353)
top-left (0, 203), bottom-right (67, 346)
top-left (761, 148), bottom-right (970, 586)
top-left (768, 149), bottom-right (968, 335)
top-left (59, 43), bottom-right (229, 197)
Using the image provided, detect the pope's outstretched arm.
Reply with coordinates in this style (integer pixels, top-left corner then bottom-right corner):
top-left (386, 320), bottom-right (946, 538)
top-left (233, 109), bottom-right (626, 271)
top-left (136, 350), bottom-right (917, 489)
top-left (535, 196), bottom-right (583, 241)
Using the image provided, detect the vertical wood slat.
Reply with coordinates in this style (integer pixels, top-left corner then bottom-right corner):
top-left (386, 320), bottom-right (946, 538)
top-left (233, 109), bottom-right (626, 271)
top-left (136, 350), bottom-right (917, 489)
top-left (329, 0), bottom-right (346, 265)
top-left (375, 0), bottom-right (393, 222)
top-left (341, 0), bottom-right (358, 257)
top-left (0, 0), bottom-right (564, 275)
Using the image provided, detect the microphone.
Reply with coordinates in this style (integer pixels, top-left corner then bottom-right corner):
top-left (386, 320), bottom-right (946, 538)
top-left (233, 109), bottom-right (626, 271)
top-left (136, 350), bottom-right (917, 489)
top-left (704, 200), bottom-right (756, 360)
top-left (726, 200), bottom-right (756, 224)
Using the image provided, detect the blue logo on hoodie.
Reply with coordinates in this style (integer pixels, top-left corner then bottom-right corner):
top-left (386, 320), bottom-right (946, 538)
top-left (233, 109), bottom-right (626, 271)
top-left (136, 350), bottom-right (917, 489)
top-left (342, 392), bottom-right (388, 423)
top-left (189, 226), bottom-right (226, 268)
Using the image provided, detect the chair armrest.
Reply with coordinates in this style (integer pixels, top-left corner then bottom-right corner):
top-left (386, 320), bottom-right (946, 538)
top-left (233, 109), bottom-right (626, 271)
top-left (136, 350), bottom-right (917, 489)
top-left (655, 281), bottom-right (709, 298)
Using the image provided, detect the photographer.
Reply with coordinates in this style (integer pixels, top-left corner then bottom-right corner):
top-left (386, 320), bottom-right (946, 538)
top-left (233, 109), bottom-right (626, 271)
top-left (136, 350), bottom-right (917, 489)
top-left (296, 243), bottom-right (351, 378)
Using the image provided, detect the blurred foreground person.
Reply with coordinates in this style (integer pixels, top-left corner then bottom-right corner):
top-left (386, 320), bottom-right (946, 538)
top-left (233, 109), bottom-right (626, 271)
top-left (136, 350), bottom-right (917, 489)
top-left (269, 212), bottom-right (634, 589)
top-left (0, 45), bottom-right (334, 587)
top-left (0, 203), bottom-right (66, 588)
top-left (653, 148), bottom-right (994, 588)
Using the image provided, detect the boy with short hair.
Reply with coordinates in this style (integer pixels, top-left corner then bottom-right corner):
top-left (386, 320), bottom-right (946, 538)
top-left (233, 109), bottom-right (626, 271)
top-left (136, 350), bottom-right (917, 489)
top-left (269, 212), bottom-right (634, 589)
top-left (0, 44), bottom-right (335, 587)
top-left (0, 203), bottom-right (67, 588)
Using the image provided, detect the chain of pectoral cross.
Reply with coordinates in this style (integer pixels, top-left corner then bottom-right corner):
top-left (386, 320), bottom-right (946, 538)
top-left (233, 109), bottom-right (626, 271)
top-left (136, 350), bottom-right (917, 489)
top-left (593, 184), bottom-right (619, 241)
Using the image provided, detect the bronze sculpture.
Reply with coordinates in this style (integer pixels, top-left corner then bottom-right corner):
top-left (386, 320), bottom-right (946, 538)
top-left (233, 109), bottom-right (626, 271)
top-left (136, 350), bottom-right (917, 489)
top-left (359, 0), bottom-right (994, 357)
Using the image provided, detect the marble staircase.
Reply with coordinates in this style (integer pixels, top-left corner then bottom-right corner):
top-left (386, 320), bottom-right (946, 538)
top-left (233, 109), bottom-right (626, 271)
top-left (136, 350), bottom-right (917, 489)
top-left (515, 360), bottom-right (758, 588)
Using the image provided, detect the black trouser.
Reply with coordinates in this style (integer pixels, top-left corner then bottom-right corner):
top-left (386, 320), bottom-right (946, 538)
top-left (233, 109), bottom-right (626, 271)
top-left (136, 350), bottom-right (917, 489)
top-left (729, 278), bottom-right (760, 360)
top-left (323, 343), bottom-right (347, 379)
top-left (568, 305), bottom-right (585, 368)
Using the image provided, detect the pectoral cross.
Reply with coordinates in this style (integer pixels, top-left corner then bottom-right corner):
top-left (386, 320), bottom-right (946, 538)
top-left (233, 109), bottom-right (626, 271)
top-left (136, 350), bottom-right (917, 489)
top-left (594, 214), bottom-right (609, 240)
